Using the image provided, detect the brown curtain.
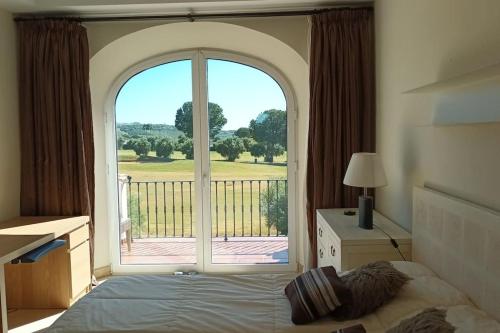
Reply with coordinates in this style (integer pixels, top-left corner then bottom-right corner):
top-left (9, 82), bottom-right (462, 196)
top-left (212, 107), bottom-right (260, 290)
top-left (18, 19), bottom-right (95, 271)
top-left (307, 8), bottom-right (375, 267)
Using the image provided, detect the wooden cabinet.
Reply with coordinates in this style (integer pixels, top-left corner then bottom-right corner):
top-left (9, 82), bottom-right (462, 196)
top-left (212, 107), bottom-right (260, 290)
top-left (317, 209), bottom-right (412, 271)
top-left (4, 223), bottom-right (91, 309)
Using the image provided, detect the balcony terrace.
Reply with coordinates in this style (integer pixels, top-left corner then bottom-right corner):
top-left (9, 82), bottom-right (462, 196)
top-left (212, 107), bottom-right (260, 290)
top-left (118, 177), bottom-right (289, 265)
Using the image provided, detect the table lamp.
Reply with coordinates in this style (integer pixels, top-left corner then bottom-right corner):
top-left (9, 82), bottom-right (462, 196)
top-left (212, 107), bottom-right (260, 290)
top-left (343, 153), bottom-right (387, 229)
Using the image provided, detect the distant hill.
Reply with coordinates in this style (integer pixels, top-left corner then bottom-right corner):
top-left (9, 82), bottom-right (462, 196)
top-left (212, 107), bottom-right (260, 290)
top-left (216, 130), bottom-right (235, 140)
top-left (117, 123), bottom-right (182, 139)
top-left (117, 122), bottom-right (235, 140)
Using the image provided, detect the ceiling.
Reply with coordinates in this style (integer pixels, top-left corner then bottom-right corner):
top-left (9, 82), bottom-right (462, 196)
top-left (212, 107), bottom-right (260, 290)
top-left (0, 0), bottom-right (369, 17)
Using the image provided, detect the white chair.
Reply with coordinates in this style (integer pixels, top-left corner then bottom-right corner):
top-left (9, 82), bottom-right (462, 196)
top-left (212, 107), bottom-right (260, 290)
top-left (120, 217), bottom-right (132, 252)
top-left (118, 175), bottom-right (132, 252)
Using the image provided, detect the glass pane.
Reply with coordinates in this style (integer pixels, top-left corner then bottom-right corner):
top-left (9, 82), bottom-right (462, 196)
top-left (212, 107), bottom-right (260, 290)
top-left (115, 60), bottom-right (196, 265)
top-left (207, 59), bottom-right (289, 264)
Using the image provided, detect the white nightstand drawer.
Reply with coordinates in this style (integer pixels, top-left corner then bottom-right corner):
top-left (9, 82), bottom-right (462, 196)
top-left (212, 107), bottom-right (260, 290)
top-left (317, 233), bottom-right (341, 270)
top-left (317, 241), bottom-right (328, 267)
top-left (317, 240), bottom-right (341, 270)
top-left (317, 214), bottom-right (339, 244)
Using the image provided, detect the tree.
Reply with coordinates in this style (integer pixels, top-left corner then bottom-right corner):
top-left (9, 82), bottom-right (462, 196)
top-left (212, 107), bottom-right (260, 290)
top-left (241, 137), bottom-right (256, 151)
top-left (130, 138), bottom-right (151, 157)
top-left (261, 180), bottom-right (288, 235)
top-left (175, 102), bottom-right (227, 140)
top-left (179, 137), bottom-right (194, 160)
top-left (123, 140), bottom-right (134, 150)
top-left (155, 138), bottom-right (174, 159)
top-left (214, 137), bottom-right (245, 162)
top-left (268, 144), bottom-right (285, 161)
top-left (147, 136), bottom-right (159, 151)
top-left (249, 109), bottom-right (287, 163)
top-left (234, 127), bottom-right (251, 138)
top-left (176, 135), bottom-right (188, 149)
top-left (249, 142), bottom-right (266, 159)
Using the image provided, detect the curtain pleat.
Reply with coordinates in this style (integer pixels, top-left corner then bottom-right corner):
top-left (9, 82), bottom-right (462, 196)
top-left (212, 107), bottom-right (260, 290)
top-left (18, 19), bottom-right (95, 272)
top-left (307, 8), bottom-right (375, 267)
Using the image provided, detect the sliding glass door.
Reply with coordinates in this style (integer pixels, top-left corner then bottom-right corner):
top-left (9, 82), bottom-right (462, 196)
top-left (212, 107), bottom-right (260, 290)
top-left (114, 50), bottom-right (295, 272)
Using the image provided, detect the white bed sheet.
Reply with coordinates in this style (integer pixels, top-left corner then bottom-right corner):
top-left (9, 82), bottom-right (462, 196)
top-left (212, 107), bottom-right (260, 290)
top-left (46, 262), bottom-right (498, 332)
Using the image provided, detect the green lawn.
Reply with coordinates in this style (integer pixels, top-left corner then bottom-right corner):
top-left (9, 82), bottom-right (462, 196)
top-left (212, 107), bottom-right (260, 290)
top-left (118, 150), bottom-right (287, 181)
top-left (118, 150), bottom-right (287, 238)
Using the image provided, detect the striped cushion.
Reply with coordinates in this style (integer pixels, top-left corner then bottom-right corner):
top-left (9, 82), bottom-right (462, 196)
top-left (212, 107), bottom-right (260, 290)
top-left (285, 266), bottom-right (351, 324)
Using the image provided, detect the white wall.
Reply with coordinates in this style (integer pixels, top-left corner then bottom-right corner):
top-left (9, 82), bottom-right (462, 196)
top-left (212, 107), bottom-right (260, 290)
top-left (375, 0), bottom-right (500, 229)
top-left (85, 16), bottom-right (309, 62)
top-left (0, 9), bottom-right (20, 221)
top-left (88, 21), bottom-right (310, 271)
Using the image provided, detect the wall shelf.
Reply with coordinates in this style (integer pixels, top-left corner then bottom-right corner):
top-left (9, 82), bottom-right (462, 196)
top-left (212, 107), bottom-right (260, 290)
top-left (404, 62), bottom-right (500, 94)
top-left (403, 61), bottom-right (500, 125)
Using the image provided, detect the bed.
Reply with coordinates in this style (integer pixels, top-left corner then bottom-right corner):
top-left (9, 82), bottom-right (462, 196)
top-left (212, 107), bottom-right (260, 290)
top-left (47, 187), bottom-right (500, 332)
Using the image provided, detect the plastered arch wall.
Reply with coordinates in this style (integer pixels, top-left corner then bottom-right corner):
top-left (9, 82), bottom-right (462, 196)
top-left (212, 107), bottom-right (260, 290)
top-left (90, 21), bottom-right (309, 270)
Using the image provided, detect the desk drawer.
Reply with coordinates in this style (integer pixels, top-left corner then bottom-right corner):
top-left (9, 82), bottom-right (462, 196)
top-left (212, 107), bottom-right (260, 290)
top-left (68, 225), bottom-right (89, 249)
top-left (69, 240), bottom-right (91, 299)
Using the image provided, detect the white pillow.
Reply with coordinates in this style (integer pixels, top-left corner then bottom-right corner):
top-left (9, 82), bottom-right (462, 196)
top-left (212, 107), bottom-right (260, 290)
top-left (390, 261), bottom-right (436, 278)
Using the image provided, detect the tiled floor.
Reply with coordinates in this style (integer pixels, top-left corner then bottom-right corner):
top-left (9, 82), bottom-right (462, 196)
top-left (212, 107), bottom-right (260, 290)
top-left (120, 236), bottom-right (289, 265)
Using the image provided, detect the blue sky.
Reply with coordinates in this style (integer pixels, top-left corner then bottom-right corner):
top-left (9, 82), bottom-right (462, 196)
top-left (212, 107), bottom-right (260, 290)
top-left (116, 59), bottom-right (286, 130)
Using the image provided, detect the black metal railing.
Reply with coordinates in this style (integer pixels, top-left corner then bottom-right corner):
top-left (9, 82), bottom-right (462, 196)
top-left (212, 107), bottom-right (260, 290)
top-left (122, 178), bottom-right (288, 240)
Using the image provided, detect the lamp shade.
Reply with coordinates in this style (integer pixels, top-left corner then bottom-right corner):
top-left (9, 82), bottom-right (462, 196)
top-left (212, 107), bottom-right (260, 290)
top-left (343, 153), bottom-right (387, 188)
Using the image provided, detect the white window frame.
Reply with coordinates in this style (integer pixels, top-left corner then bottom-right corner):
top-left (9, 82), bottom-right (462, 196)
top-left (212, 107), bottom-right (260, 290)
top-left (106, 49), bottom-right (298, 274)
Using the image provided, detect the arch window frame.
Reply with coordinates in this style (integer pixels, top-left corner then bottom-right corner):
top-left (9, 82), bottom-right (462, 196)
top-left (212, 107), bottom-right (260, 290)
top-left (107, 49), bottom-right (298, 273)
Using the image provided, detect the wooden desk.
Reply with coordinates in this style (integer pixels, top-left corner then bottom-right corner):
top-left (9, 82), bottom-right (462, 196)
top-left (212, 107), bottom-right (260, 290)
top-left (0, 216), bottom-right (91, 333)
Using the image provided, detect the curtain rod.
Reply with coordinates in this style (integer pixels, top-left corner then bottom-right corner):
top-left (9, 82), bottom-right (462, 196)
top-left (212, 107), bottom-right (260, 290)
top-left (14, 4), bottom-right (372, 22)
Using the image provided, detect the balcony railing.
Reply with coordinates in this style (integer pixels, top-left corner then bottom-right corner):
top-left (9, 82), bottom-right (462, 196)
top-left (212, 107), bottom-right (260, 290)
top-left (118, 176), bottom-right (288, 240)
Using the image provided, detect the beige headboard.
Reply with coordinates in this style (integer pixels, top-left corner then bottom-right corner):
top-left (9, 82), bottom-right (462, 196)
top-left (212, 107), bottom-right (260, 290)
top-left (412, 186), bottom-right (500, 321)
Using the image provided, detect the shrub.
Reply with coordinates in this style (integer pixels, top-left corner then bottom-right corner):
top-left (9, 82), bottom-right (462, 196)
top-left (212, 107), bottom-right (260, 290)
top-left (123, 139), bottom-right (134, 150)
top-left (155, 138), bottom-right (174, 159)
top-left (261, 180), bottom-right (288, 235)
top-left (214, 137), bottom-right (245, 161)
top-left (264, 144), bottom-right (285, 163)
top-left (130, 138), bottom-right (151, 157)
top-left (249, 142), bottom-right (266, 159)
top-left (179, 137), bottom-right (194, 159)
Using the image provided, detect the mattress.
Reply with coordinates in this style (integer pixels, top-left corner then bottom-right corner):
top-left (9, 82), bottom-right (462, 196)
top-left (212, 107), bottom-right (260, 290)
top-left (47, 262), bottom-right (500, 332)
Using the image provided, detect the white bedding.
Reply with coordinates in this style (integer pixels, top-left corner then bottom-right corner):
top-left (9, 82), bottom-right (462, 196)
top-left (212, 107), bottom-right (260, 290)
top-left (47, 262), bottom-right (500, 332)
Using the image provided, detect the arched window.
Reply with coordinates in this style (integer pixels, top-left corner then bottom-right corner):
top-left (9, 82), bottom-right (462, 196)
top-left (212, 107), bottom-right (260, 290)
top-left (113, 50), bottom-right (296, 272)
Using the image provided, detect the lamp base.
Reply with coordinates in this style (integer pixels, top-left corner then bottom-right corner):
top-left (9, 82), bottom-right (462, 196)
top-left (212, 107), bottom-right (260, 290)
top-left (358, 196), bottom-right (373, 230)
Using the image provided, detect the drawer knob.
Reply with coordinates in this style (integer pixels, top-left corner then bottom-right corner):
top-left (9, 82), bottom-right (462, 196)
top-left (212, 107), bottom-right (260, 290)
top-left (319, 228), bottom-right (323, 237)
top-left (330, 246), bottom-right (336, 256)
top-left (319, 249), bottom-right (323, 258)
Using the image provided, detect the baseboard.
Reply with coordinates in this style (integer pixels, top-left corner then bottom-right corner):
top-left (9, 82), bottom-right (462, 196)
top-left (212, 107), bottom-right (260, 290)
top-left (94, 265), bottom-right (112, 279)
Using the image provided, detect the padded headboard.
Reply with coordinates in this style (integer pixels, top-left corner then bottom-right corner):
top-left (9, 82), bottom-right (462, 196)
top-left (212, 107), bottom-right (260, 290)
top-left (413, 186), bottom-right (500, 321)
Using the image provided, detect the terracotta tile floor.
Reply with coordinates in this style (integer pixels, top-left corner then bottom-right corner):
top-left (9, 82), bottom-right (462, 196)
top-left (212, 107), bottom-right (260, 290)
top-left (120, 236), bottom-right (288, 265)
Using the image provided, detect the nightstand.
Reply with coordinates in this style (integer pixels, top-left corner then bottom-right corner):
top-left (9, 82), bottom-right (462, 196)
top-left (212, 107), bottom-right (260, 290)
top-left (316, 209), bottom-right (412, 271)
